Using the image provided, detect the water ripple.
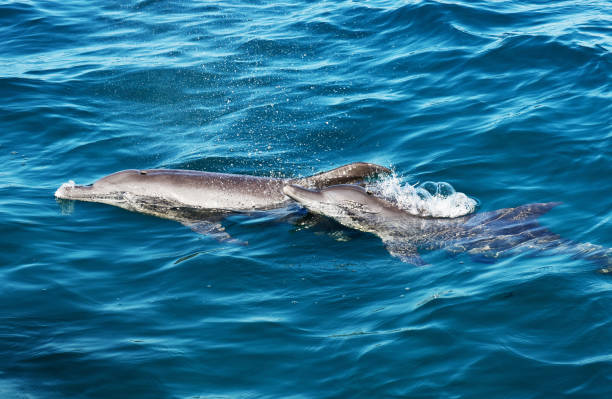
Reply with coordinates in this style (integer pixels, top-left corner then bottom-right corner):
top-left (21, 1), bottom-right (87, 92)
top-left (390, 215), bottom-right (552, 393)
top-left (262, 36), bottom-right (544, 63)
top-left (1, 0), bottom-right (611, 398)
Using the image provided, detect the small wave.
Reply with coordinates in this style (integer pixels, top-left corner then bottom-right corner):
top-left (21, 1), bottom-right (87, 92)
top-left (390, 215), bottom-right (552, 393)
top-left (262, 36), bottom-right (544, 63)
top-left (367, 174), bottom-right (478, 218)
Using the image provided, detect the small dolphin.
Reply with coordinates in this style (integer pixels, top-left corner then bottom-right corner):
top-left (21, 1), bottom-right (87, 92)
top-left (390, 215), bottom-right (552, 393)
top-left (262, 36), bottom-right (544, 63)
top-left (283, 184), bottom-right (612, 270)
top-left (55, 163), bottom-right (390, 240)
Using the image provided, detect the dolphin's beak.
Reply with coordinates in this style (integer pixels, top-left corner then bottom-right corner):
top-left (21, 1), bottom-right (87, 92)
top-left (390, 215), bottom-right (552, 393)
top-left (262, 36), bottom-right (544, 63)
top-left (54, 181), bottom-right (94, 200)
top-left (283, 184), bottom-right (321, 204)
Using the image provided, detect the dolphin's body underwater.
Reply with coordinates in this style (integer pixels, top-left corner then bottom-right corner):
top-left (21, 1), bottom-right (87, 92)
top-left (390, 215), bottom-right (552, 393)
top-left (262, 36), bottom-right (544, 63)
top-left (55, 163), bottom-right (390, 239)
top-left (283, 184), bottom-right (611, 270)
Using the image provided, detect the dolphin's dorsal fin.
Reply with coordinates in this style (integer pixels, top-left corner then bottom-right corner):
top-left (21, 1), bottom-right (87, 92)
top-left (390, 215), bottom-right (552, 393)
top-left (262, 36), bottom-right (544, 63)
top-left (292, 162), bottom-right (391, 189)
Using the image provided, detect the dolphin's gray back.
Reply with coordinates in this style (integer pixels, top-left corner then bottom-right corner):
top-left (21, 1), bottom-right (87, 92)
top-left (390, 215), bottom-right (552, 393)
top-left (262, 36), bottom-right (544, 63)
top-left (114, 169), bottom-right (288, 211)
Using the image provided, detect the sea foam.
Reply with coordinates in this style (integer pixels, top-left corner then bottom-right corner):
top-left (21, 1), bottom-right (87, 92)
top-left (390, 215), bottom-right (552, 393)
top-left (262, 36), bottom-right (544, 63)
top-left (367, 174), bottom-right (478, 218)
top-left (54, 180), bottom-right (75, 198)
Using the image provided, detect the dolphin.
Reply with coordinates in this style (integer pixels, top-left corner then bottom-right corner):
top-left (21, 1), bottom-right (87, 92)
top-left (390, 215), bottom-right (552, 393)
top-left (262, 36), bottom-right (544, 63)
top-left (283, 184), bottom-right (612, 271)
top-left (55, 162), bottom-right (390, 240)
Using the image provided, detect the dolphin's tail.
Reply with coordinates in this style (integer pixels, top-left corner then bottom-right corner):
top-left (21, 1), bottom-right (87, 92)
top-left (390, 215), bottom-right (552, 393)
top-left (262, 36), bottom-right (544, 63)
top-left (483, 202), bottom-right (612, 274)
top-left (291, 162), bottom-right (391, 189)
top-left (572, 243), bottom-right (612, 274)
top-left (539, 240), bottom-right (612, 275)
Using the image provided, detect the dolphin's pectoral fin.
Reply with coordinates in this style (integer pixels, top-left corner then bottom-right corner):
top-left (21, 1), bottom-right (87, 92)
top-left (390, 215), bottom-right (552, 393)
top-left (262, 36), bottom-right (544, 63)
top-left (184, 220), bottom-right (247, 246)
top-left (489, 202), bottom-right (562, 225)
top-left (382, 237), bottom-right (426, 266)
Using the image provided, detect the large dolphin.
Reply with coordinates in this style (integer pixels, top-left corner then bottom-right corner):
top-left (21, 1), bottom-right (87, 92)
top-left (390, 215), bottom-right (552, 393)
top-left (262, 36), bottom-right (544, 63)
top-left (55, 163), bottom-right (390, 240)
top-left (283, 184), bottom-right (611, 271)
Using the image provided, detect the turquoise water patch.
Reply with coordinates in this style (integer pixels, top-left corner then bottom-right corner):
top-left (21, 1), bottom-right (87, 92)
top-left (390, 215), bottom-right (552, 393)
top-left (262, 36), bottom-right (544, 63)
top-left (1, 1), bottom-right (611, 398)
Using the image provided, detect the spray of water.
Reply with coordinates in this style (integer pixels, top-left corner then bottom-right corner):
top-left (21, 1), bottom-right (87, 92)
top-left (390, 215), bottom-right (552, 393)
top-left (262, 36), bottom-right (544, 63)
top-left (367, 174), bottom-right (478, 218)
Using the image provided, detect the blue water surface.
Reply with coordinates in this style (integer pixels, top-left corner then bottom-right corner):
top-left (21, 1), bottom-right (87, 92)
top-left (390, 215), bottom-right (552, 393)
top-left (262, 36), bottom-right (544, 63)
top-left (1, 1), bottom-right (611, 398)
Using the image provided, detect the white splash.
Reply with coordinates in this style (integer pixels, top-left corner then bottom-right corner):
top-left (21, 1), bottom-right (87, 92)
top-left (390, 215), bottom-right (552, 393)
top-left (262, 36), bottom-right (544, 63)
top-left (367, 174), bottom-right (478, 218)
top-left (54, 180), bottom-right (75, 198)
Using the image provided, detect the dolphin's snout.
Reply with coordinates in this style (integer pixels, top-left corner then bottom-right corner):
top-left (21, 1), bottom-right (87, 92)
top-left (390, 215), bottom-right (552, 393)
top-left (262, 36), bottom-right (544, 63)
top-left (283, 184), bottom-right (320, 203)
top-left (282, 184), bottom-right (303, 201)
top-left (282, 184), bottom-right (297, 198)
top-left (54, 181), bottom-right (94, 200)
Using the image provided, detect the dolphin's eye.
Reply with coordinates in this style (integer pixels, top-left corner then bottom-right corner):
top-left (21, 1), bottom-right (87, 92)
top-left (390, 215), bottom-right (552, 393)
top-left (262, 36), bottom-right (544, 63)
top-left (366, 190), bottom-right (373, 195)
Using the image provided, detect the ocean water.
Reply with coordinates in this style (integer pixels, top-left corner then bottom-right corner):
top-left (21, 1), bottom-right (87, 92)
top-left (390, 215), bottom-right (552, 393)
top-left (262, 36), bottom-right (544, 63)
top-left (1, 0), bottom-right (611, 397)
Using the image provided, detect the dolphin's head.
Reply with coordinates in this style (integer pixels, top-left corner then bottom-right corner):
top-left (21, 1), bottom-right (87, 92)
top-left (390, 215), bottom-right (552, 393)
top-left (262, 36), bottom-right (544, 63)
top-left (283, 184), bottom-right (390, 217)
top-left (55, 170), bottom-right (144, 202)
